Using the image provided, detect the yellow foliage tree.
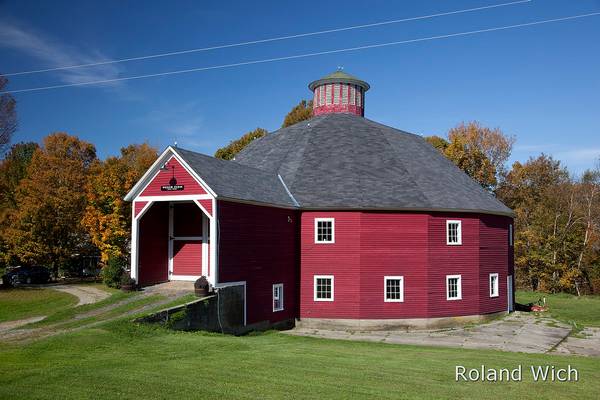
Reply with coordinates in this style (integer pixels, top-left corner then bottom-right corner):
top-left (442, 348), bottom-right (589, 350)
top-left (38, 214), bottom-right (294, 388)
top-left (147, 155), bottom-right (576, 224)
top-left (82, 143), bottom-right (157, 262)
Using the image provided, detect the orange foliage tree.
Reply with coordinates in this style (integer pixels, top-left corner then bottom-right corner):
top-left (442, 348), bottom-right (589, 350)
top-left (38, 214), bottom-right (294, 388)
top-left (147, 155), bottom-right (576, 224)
top-left (4, 133), bottom-right (96, 275)
top-left (82, 143), bottom-right (157, 262)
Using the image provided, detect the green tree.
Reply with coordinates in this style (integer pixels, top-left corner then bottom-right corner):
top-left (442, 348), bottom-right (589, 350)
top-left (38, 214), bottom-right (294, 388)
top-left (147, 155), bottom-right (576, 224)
top-left (282, 100), bottom-right (313, 128)
top-left (214, 128), bottom-right (267, 160)
top-left (0, 142), bottom-right (38, 267)
top-left (4, 133), bottom-right (97, 276)
top-left (0, 142), bottom-right (39, 210)
top-left (83, 143), bottom-right (158, 262)
top-left (0, 75), bottom-right (17, 155)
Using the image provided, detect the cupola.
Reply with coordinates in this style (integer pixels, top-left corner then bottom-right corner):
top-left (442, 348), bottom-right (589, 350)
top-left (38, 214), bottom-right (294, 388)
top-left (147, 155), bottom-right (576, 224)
top-left (308, 70), bottom-right (370, 117)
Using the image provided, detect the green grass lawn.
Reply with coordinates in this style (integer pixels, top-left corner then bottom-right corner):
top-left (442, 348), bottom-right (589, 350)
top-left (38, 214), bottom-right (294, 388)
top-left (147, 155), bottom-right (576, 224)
top-left (0, 288), bottom-right (78, 323)
top-left (516, 290), bottom-right (600, 327)
top-left (0, 320), bottom-right (598, 399)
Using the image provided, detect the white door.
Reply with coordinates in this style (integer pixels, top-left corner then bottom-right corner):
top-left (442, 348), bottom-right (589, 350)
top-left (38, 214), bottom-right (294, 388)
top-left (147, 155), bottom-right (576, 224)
top-left (507, 275), bottom-right (514, 312)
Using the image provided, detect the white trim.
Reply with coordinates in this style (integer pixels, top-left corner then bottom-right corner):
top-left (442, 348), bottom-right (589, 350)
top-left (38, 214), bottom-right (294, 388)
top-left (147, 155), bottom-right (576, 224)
top-left (210, 197), bottom-right (217, 286)
top-left (134, 201), bottom-right (154, 220)
top-left (272, 283), bottom-right (284, 312)
top-left (446, 220), bottom-right (462, 245)
top-left (193, 199), bottom-right (213, 220)
top-left (384, 276), bottom-right (404, 302)
top-left (314, 275), bottom-right (334, 301)
top-left (507, 275), bottom-right (514, 312)
top-left (125, 147), bottom-right (217, 201)
top-left (489, 273), bottom-right (499, 297)
top-left (136, 194), bottom-right (213, 202)
top-left (202, 213), bottom-right (209, 277)
top-left (314, 218), bottom-right (335, 244)
top-left (277, 174), bottom-right (300, 207)
top-left (170, 149), bottom-right (218, 198)
top-left (172, 236), bottom-right (203, 241)
top-left (509, 224), bottom-right (513, 246)
top-left (446, 274), bottom-right (462, 300)
top-left (130, 203), bottom-right (139, 282)
top-left (124, 147), bottom-right (177, 201)
top-left (169, 274), bottom-right (201, 281)
top-left (168, 203), bottom-right (174, 277)
top-left (215, 281), bottom-right (246, 326)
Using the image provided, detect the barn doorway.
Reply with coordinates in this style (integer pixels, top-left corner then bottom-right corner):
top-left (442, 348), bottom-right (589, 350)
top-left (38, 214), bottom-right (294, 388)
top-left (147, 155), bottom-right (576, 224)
top-left (168, 202), bottom-right (207, 279)
top-left (136, 200), bottom-right (210, 286)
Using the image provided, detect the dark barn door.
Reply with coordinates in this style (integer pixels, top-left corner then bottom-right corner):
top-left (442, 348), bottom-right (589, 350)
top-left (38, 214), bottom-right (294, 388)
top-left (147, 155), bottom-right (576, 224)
top-left (138, 202), bottom-right (169, 285)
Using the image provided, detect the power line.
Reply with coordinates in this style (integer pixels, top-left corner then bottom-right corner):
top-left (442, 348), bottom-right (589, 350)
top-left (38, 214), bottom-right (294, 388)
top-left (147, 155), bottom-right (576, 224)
top-left (3, 0), bottom-right (531, 77)
top-left (2, 11), bottom-right (599, 95)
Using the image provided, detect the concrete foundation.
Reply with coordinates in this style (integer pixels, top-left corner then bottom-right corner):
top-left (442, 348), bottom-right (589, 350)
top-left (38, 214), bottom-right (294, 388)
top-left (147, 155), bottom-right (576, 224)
top-left (296, 312), bottom-right (508, 331)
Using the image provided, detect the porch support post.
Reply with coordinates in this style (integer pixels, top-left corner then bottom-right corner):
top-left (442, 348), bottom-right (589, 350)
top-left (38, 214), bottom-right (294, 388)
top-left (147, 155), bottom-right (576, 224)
top-left (130, 203), bottom-right (139, 281)
top-left (209, 198), bottom-right (217, 286)
top-left (202, 213), bottom-right (209, 277)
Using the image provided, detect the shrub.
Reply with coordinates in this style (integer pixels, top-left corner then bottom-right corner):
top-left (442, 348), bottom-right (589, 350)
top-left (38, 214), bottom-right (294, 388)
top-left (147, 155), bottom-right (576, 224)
top-left (101, 256), bottom-right (125, 288)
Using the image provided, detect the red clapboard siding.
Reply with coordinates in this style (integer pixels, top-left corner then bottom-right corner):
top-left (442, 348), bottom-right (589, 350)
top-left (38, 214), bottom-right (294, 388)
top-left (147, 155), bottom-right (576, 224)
top-left (134, 201), bottom-right (148, 218)
top-left (359, 212), bottom-right (429, 319)
top-left (479, 214), bottom-right (512, 314)
top-left (299, 211), bottom-right (511, 320)
top-left (427, 213), bottom-right (480, 318)
top-left (138, 202), bottom-right (169, 285)
top-left (172, 240), bottom-right (202, 276)
top-left (140, 157), bottom-right (207, 197)
top-left (217, 200), bottom-right (299, 325)
top-left (300, 212), bottom-right (362, 319)
top-left (173, 202), bottom-right (203, 237)
top-left (198, 199), bottom-right (212, 217)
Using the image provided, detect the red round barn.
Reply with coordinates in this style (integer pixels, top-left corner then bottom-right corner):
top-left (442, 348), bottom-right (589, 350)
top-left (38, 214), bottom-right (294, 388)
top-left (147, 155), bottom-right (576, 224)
top-left (127, 71), bottom-right (514, 330)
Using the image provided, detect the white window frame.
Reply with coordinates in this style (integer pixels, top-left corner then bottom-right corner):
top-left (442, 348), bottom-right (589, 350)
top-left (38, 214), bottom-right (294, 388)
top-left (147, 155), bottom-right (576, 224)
top-left (273, 283), bottom-right (284, 312)
top-left (446, 275), bottom-right (462, 300)
top-left (489, 273), bottom-right (499, 298)
top-left (314, 275), bottom-right (334, 302)
top-left (509, 224), bottom-right (513, 247)
top-left (384, 276), bottom-right (404, 302)
top-left (314, 218), bottom-right (335, 244)
top-left (446, 220), bottom-right (462, 245)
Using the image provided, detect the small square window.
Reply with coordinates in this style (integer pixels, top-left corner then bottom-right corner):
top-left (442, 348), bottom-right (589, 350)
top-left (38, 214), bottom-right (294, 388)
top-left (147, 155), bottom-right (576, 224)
top-left (315, 218), bottom-right (335, 243)
top-left (446, 275), bottom-right (462, 300)
top-left (273, 283), bottom-right (284, 312)
top-left (489, 273), bottom-right (499, 297)
top-left (446, 220), bottom-right (462, 245)
top-left (384, 276), bottom-right (404, 302)
top-left (314, 275), bottom-right (334, 301)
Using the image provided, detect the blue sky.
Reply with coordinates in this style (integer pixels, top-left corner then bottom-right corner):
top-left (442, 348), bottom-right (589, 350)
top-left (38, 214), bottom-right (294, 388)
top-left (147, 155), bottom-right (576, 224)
top-left (1, 0), bottom-right (599, 174)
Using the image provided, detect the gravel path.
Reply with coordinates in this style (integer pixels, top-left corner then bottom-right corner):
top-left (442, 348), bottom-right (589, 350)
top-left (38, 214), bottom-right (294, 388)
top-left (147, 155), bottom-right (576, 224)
top-left (284, 312), bottom-right (599, 357)
top-left (0, 316), bottom-right (46, 333)
top-left (52, 284), bottom-right (110, 306)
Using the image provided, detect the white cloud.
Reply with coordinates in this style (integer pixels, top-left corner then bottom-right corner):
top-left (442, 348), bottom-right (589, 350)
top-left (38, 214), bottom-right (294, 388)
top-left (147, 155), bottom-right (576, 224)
top-left (135, 101), bottom-right (218, 153)
top-left (0, 20), bottom-right (121, 87)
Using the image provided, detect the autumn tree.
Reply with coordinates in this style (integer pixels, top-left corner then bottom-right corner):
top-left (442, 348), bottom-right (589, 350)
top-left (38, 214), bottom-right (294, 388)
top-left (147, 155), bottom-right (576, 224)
top-left (497, 154), bottom-right (577, 292)
top-left (83, 143), bottom-right (158, 262)
top-left (3, 133), bottom-right (96, 276)
top-left (0, 76), bottom-right (17, 155)
top-left (214, 128), bottom-right (267, 160)
top-left (282, 99), bottom-right (313, 128)
top-left (425, 121), bottom-right (515, 191)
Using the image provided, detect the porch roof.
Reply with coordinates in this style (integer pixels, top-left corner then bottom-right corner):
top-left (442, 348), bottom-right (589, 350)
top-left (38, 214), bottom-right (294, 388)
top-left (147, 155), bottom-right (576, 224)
top-left (175, 148), bottom-right (298, 208)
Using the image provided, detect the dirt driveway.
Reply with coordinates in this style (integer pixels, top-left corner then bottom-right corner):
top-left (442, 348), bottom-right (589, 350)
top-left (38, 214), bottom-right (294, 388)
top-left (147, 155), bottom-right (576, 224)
top-left (285, 312), bottom-right (600, 357)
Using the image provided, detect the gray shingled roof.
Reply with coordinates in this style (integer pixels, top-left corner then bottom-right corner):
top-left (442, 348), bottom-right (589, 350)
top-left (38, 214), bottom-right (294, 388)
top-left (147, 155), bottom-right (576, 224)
top-left (175, 148), bottom-right (296, 207)
top-left (233, 113), bottom-right (513, 216)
